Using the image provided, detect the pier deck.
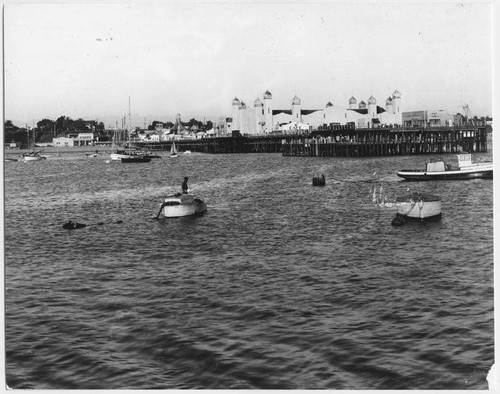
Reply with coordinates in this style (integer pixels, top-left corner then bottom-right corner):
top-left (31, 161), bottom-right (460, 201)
top-left (134, 126), bottom-right (489, 157)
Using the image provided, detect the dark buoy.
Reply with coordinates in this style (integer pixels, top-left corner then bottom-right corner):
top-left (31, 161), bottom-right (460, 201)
top-left (391, 214), bottom-right (405, 226)
top-left (63, 220), bottom-right (87, 230)
top-left (313, 174), bottom-right (326, 186)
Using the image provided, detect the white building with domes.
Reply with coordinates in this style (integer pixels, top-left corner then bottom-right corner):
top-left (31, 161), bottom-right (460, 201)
top-left (227, 89), bottom-right (403, 134)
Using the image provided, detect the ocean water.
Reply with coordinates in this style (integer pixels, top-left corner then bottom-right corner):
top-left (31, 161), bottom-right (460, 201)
top-left (4, 151), bottom-right (493, 389)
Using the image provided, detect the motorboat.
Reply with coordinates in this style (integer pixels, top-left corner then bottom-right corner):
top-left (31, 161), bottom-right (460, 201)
top-left (157, 193), bottom-right (207, 218)
top-left (391, 192), bottom-right (441, 225)
top-left (23, 151), bottom-right (46, 162)
top-left (5, 156), bottom-right (20, 162)
top-left (121, 156), bottom-right (152, 163)
top-left (140, 151), bottom-right (161, 159)
top-left (397, 153), bottom-right (493, 181)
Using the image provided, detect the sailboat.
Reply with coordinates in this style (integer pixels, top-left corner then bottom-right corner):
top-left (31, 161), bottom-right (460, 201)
top-left (23, 127), bottom-right (46, 162)
top-left (110, 98), bottom-right (150, 163)
top-left (170, 141), bottom-right (179, 158)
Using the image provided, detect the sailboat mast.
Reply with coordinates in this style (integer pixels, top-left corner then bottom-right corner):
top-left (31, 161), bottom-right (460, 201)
top-left (128, 96), bottom-right (131, 151)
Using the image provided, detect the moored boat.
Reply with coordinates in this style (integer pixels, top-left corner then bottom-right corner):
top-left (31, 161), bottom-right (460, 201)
top-left (5, 156), bottom-right (20, 162)
top-left (157, 193), bottom-right (207, 218)
top-left (391, 192), bottom-right (441, 225)
top-left (110, 98), bottom-right (152, 163)
top-left (23, 151), bottom-right (46, 161)
top-left (121, 156), bottom-right (152, 163)
top-left (397, 154), bottom-right (493, 181)
top-left (23, 128), bottom-right (46, 161)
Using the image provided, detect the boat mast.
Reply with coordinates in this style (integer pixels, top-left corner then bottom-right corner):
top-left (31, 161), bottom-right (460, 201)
top-left (128, 96), bottom-right (131, 151)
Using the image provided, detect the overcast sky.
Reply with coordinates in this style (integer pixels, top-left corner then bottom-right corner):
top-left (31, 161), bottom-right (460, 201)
top-left (4, 1), bottom-right (494, 127)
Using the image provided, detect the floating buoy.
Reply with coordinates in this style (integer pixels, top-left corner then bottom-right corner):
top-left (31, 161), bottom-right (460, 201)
top-left (312, 174), bottom-right (326, 186)
top-left (391, 215), bottom-right (405, 226)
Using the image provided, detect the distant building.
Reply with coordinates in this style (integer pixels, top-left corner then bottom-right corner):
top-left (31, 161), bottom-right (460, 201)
top-left (52, 137), bottom-right (75, 147)
top-left (402, 110), bottom-right (453, 128)
top-left (53, 132), bottom-right (95, 147)
top-left (228, 89), bottom-right (403, 134)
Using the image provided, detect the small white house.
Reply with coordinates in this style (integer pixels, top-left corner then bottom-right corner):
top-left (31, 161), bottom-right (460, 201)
top-left (52, 137), bottom-right (75, 147)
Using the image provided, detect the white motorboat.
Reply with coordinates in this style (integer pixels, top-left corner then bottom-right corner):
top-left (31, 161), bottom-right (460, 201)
top-left (110, 149), bottom-right (143, 161)
top-left (397, 153), bottom-right (493, 181)
top-left (23, 151), bottom-right (46, 162)
top-left (157, 193), bottom-right (207, 218)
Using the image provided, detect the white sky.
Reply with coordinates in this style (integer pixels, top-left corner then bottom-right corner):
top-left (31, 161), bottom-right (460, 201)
top-left (3, 1), bottom-right (494, 127)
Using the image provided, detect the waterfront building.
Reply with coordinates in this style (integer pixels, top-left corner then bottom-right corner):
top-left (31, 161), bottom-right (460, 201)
top-left (228, 89), bottom-right (404, 134)
top-left (52, 132), bottom-right (95, 147)
top-left (402, 110), bottom-right (453, 128)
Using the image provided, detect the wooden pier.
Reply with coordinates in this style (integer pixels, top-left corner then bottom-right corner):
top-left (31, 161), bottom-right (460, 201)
top-left (283, 126), bottom-right (488, 157)
top-left (134, 126), bottom-right (489, 157)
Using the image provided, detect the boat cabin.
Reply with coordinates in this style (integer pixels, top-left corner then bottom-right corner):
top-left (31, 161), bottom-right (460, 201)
top-left (457, 153), bottom-right (472, 168)
top-left (426, 161), bottom-right (446, 172)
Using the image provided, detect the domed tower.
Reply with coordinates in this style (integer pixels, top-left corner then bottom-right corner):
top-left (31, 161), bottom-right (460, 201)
top-left (291, 95), bottom-right (301, 122)
top-left (239, 101), bottom-right (247, 134)
top-left (231, 97), bottom-right (241, 131)
top-left (367, 95), bottom-right (377, 120)
top-left (324, 101), bottom-right (334, 124)
top-left (263, 90), bottom-right (273, 132)
top-left (392, 89), bottom-right (402, 125)
top-left (348, 96), bottom-right (357, 110)
top-left (358, 100), bottom-right (366, 109)
top-left (385, 96), bottom-right (393, 113)
top-left (254, 97), bottom-right (264, 134)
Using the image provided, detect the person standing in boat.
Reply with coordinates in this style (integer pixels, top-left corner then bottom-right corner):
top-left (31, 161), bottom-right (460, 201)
top-left (182, 177), bottom-right (189, 194)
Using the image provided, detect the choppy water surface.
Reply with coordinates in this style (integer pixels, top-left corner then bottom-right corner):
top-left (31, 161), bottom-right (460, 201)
top-left (4, 151), bottom-right (493, 389)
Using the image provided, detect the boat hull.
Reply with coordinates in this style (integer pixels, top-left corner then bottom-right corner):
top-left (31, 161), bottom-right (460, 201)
top-left (395, 193), bottom-right (441, 219)
top-left (397, 166), bottom-right (493, 181)
top-left (110, 153), bottom-right (130, 161)
top-left (161, 194), bottom-right (207, 218)
top-left (23, 155), bottom-right (46, 162)
top-left (121, 156), bottom-right (151, 163)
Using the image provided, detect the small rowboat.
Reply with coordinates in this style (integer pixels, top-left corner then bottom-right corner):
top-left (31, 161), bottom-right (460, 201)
top-left (391, 193), bottom-right (441, 225)
top-left (158, 193), bottom-right (207, 218)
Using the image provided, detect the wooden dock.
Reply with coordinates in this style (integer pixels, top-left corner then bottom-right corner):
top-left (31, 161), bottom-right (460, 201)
top-left (283, 126), bottom-right (488, 157)
top-left (134, 126), bottom-right (489, 157)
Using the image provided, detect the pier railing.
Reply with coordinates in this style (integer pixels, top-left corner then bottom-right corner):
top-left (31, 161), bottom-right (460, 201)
top-left (134, 126), bottom-right (489, 157)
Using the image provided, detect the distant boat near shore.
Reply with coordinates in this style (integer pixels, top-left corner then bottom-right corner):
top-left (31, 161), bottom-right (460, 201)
top-left (22, 151), bottom-right (46, 162)
top-left (397, 153), bottom-right (493, 181)
top-left (170, 142), bottom-right (179, 158)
